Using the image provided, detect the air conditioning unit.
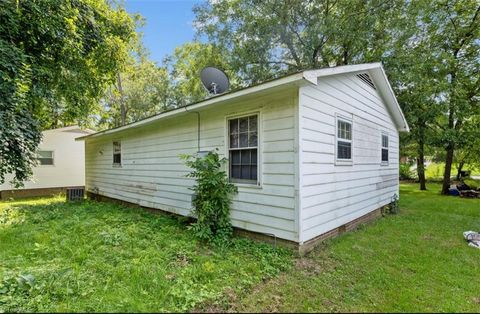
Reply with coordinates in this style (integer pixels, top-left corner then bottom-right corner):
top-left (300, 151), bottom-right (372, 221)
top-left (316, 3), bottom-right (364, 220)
top-left (66, 187), bottom-right (85, 202)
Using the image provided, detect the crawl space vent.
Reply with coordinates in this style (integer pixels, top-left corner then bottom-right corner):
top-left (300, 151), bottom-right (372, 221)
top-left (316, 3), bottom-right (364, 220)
top-left (356, 73), bottom-right (376, 90)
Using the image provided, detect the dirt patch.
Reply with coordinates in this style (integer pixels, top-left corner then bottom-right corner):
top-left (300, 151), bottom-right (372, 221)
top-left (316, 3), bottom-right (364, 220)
top-left (422, 234), bottom-right (434, 241)
top-left (295, 257), bottom-right (323, 275)
top-left (192, 287), bottom-right (238, 313)
top-left (194, 255), bottom-right (326, 312)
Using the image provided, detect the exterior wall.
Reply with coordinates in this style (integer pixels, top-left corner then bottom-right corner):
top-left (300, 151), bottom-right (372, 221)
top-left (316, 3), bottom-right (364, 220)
top-left (84, 89), bottom-right (299, 241)
top-left (0, 127), bottom-right (89, 192)
top-left (298, 73), bottom-right (400, 243)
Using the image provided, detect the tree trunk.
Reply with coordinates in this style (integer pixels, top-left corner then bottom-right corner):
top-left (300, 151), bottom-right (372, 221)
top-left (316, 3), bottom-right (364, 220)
top-left (441, 145), bottom-right (454, 195)
top-left (456, 161), bottom-right (465, 180)
top-left (417, 138), bottom-right (427, 190)
top-left (117, 73), bottom-right (126, 126)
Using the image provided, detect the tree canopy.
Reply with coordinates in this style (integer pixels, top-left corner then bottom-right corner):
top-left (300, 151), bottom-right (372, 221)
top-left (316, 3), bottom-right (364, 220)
top-left (193, 0), bottom-right (402, 83)
top-left (0, 0), bottom-right (137, 186)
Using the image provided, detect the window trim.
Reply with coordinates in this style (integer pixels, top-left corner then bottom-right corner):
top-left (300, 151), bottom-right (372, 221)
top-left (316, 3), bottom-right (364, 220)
top-left (381, 132), bottom-right (389, 165)
top-left (37, 150), bottom-right (55, 166)
top-left (112, 140), bottom-right (122, 167)
top-left (335, 114), bottom-right (353, 166)
top-left (225, 110), bottom-right (262, 187)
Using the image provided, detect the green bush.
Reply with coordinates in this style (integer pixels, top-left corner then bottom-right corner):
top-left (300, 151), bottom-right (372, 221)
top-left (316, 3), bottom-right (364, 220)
top-left (399, 163), bottom-right (416, 180)
top-left (182, 150), bottom-right (237, 245)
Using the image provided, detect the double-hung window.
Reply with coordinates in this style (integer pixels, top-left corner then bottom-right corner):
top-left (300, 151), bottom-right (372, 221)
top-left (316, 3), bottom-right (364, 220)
top-left (336, 117), bottom-right (352, 162)
top-left (113, 141), bottom-right (122, 166)
top-left (38, 151), bottom-right (54, 165)
top-left (381, 133), bottom-right (389, 163)
top-left (228, 114), bottom-right (258, 184)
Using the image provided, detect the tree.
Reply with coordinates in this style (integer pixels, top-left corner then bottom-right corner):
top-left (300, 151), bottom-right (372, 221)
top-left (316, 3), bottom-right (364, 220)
top-left (418, 1), bottom-right (480, 194)
top-left (194, 0), bottom-right (403, 83)
top-left (166, 42), bottom-right (239, 106)
top-left (385, 2), bottom-right (445, 190)
top-left (99, 57), bottom-right (171, 129)
top-left (0, 0), bottom-right (137, 185)
top-left (454, 115), bottom-right (480, 179)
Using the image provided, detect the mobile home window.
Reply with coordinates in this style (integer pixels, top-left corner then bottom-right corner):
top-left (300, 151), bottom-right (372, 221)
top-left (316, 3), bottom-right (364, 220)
top-left (381, 134), bottom-right (389, 163)
top-left (228, 114), bottom-right (258, 184)
top-left (38, 151), bottom-right (54, 165)
top-left (113, 141), bottom-right (121, 165)
top-left (336, 118), bottom-right (352, 160)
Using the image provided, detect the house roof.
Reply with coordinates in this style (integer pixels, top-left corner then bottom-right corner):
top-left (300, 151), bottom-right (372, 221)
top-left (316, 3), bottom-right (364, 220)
top-left (43, 125), bottom-right (95, 134)
top-left (77, 62), bottom-right (409, 141)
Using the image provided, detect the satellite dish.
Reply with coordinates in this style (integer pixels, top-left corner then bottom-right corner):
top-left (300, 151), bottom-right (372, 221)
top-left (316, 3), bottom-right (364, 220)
top-left (200, 67), bottom-right (230, 95)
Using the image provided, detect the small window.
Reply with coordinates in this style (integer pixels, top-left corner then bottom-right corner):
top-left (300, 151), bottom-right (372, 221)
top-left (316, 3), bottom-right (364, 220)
top-left (336, 118), bottom-right (352, 161)
top-left (38, 151), bottom-right (54, 165)
top-left (228, 114), bottom-right (258, 184)
top-left (113, 141), bottom-right (121, 165)
top-left (381, 134), bottom-right (389, 163)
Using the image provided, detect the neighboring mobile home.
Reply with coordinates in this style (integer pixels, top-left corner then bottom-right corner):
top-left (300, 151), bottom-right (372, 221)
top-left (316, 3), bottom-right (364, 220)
top-left (78, 63), bottom-right (409, 252)
top-left (0, 126), bottom-right (93, 199)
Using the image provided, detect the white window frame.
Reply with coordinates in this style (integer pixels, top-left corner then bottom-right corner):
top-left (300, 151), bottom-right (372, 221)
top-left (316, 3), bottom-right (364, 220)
top-left (335, 114), bottom-right (353, 166)
top-left (225, 111), bottom-right (262, 187)
top-left (112, 140), bottom-right (122, 167)
top-left (38, 150), bottom-right (55, 166)
top-left (381, 132), bottom-right (389, 165)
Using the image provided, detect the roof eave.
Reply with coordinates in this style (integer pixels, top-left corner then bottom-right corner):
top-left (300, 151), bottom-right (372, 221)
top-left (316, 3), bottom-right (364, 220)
top-left (370, 67), bottom-right (410, 133)
top-left (76, 72), bottom-right (307, 141)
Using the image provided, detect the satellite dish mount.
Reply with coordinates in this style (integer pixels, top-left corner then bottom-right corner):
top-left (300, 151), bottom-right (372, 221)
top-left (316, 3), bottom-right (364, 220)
top-left (200, 67), bottom-right (230, 95)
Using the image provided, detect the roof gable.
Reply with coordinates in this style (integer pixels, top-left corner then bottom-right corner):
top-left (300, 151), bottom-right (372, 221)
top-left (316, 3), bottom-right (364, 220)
top-left (303, 63), bottom-right (409, 132)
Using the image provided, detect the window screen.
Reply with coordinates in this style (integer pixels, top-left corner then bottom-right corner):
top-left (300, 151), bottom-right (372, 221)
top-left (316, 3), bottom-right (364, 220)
top-left (229, 115), bottom-right (258, 184)
top-left (381, 134), bottom-right (389, 162)
top-left (337, 119), bottom-right (352, 160)
top-left (113, 141), bottom-right (121, 165)
top-left (38, 151), bottom-right (54, 165)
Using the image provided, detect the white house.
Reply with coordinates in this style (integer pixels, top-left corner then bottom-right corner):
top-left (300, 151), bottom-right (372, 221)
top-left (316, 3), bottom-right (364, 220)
top-left (78, 63), bottom-right (409, 252)
top-left (0, 126), bottom-right (93, 199)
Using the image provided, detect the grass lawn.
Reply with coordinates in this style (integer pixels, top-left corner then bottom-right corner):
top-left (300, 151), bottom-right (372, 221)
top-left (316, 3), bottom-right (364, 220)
top-left (0, 198), bottom-right (291, 312)
top-left (1, 183), bottom-right (480, 312)
top-left (232, 183), bottom-right (480, 312)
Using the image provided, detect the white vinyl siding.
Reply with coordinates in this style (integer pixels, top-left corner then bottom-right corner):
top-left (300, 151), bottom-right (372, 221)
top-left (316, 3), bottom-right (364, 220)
top-left (298, 72), bottom-right (400, 243)
top-left (85, 89), bottom-right (299, 241)
top-left (0, 127), bottom-right (90, 191)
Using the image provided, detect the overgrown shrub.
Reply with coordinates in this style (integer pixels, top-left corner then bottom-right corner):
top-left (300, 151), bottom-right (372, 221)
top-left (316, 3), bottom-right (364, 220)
top-left (181, 150), bottom-right (237, 245)
top-left (399, 162), bottom-right (416, 180)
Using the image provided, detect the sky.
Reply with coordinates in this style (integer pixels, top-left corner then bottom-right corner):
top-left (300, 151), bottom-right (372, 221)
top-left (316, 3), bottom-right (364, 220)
top-left (124, 0), bottom-right (204, 64)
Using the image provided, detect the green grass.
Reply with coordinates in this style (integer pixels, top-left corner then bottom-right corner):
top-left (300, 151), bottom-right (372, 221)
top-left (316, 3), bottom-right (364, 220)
top-left (2, 184), bottom-right (480, 312)
top-left (231, 183), bottom-right (480, 312)
top-left (0, 197), bottom-right (292, 312)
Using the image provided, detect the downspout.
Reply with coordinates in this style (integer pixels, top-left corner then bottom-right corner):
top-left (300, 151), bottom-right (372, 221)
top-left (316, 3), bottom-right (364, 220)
top-left (184, 106), bottom-right (201, 152)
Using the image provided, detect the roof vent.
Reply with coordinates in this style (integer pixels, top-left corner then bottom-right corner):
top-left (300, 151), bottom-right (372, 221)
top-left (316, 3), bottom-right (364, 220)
top-left (356, 73), bottom-right (376, 90)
